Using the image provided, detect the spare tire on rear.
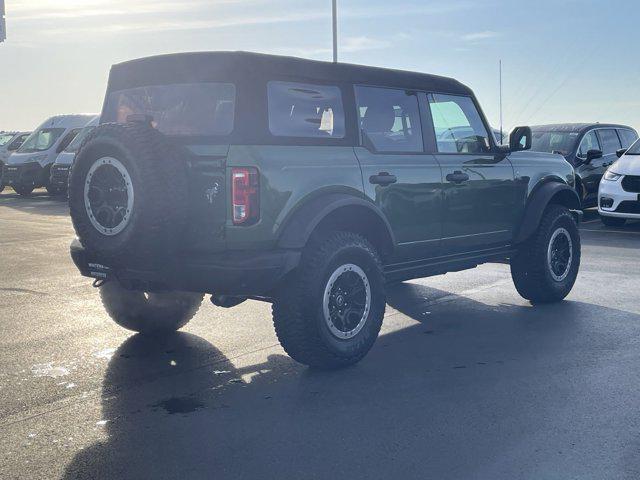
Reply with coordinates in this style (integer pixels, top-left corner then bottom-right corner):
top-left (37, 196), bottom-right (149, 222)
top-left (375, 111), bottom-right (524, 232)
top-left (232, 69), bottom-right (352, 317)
top-left (69, 122), bottom-right (188, 261)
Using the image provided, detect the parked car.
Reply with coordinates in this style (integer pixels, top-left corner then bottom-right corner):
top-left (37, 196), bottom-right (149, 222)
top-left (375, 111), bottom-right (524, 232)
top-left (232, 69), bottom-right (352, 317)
top-left (2, 114), bottom-right (97, 196)
top-left (0, 131), bottom-right (30, 192)
top-left (529, 123), bottom-right (638, 208)
top-left (68, 52), bottom-right (582, 368)
top-left (49, 116), bottom-right (100, 195)
top-left (598, 138), bottom-right (640, 226)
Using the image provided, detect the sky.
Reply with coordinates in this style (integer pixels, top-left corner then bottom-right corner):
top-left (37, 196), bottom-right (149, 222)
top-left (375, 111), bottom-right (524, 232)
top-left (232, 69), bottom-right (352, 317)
top-left (1, 0), bottom-right (639, 132)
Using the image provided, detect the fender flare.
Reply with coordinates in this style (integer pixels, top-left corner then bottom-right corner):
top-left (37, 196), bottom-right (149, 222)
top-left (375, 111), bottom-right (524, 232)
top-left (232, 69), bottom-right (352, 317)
top-left (514, 181), bottom-right (581, 244)
top-left (277, 193), bottom-right (396, 254)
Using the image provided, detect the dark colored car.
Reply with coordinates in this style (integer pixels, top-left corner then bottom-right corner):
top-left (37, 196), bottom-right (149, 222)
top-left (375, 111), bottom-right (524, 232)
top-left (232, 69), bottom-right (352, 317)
top-left (530, 123), bottom-right (638, 208)
top-left (68, 52), bottom-right (583, 368)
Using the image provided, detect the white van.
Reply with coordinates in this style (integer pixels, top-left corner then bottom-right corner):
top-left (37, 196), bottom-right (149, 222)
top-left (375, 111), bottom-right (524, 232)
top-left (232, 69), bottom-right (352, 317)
top-left (3, 114), bottom-right (97, 196)
top-left (49, 116), bottom-right (99, 195)
top-left (0, 132), bottom-right (31, 193)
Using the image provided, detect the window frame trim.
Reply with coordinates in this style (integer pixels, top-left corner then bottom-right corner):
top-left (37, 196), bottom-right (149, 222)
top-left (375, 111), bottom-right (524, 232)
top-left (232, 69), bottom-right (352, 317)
top-left (595, 128), bottom-right (623, 156)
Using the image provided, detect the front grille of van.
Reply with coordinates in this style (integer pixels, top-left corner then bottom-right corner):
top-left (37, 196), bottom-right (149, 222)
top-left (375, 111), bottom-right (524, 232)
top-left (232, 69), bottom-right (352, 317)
top-left (621, 175), bottom-right (640, 193)
top-left (50, 165), bottom-right (70, 184)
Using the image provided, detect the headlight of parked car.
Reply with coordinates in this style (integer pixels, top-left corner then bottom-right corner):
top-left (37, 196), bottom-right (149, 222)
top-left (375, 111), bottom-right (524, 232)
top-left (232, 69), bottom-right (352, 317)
top-left (603, 171), bottom-right (623, 182)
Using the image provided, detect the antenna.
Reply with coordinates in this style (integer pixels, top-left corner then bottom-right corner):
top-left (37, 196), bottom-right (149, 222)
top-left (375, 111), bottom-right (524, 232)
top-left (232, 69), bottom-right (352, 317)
top-left (0, 0), bottom-right (6, 43)
top-left (499, 60), bottom-right (503, 142)
top-left (332, 0), bottom-right (338, 62)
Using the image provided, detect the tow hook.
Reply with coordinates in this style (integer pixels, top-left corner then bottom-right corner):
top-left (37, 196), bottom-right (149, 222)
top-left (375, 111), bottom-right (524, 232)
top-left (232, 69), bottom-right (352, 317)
top-left (210, 295), bottom-right (247, 308)
top-left (92, 278), bottom-right (107, 288)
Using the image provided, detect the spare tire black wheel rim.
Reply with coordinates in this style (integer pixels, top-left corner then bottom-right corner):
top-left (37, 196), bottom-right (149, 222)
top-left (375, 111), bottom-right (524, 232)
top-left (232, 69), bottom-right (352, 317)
top-left (322, 264), bottom-right (371, 340)
top-left (547, 227), bottom-right (573, 282)
top-left (84, 156), bottom-right (134, 236)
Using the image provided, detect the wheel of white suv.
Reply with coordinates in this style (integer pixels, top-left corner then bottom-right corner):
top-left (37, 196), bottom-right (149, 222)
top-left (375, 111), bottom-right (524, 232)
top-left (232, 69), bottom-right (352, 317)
top-left (272, 231), bottom-right (386, 369)
top-left (511, 205), bottom-right (581, 304)
top-left (100, 280), bottom-right (204, 334)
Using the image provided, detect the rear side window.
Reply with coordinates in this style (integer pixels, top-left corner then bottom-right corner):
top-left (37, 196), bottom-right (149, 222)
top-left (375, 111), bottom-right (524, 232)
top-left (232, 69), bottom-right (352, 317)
top-left (618, 129), bottom-right (638, 149)
top-left (103, 83), bottom-right (236, 136)
top-left (355, 86), bottom-right (423, 153)
top-left (268, 81), bottom-right (345, 138)
top-left (428, 94), bottom-right (490, 154)
top-left (597, 129), bottom-right (621, 155)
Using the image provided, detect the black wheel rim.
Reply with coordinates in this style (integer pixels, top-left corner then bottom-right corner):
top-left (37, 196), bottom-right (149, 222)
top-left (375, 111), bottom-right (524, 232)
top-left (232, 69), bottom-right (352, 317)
top-left (547, 227), bottom-right (573, 282)
top-left (323, 264), bottom-right (371, 339)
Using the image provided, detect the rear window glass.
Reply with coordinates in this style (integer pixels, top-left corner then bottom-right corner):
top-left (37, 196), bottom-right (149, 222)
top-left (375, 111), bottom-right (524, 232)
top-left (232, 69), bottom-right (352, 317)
top-left (103, 83), bottom-right (236, 136)
top-left (268, 81), bottom-right (345, 138)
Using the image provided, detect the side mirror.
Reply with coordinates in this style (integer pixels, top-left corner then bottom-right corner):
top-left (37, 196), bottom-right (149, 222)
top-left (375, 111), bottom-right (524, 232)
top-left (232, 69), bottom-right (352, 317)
top-left (616, 148), bottom-right (627, 158)
top-left (509, 126), bottom-right (532, 152)
top-left (585, 149), bottom-right (603, 163)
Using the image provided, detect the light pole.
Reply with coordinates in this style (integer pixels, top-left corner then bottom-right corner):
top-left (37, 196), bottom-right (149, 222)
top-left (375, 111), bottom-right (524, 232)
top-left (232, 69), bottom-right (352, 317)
top-left (332, 0), bottom-right (338, 62)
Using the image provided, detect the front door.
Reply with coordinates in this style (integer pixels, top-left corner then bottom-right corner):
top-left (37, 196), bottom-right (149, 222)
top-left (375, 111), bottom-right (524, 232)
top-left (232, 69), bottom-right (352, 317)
top-left (354, 85), bottom-right (443, 263)
top-left (426, 93), bottom-right (516, 254)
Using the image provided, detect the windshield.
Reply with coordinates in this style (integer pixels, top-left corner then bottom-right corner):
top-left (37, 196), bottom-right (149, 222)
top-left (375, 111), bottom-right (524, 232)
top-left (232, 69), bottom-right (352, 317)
top-left (0, 134), bottom-right (14, 147)
top-left (530, 131), bottom-right (579, 157)
top-left (103, 82), bottom-right (236, 136)
top-left (626, 138), bottom-right (640, 155)
top-left (17, 128), bottom-right (66, 153)
top-left (65, 125), bottom-right (96, 153)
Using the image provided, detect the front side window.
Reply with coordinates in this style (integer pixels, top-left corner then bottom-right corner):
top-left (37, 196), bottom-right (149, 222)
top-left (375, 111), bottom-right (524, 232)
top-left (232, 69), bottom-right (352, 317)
top-left (355, 86), bottom-right (423, 153)
top-left (428, 94), bottom-right (490, 154)
top-left (268, 81), bottom-right (345, 138)
top-left (65, 125), bottom-right (96, 153)
top-left (103, 82), bottom-right (236, 136)
top-left (577, 130), bottom-right (601, 158)
top-left (17, 128), bottom-right (66, 153)
top-left (597, 129), bottom-right (621, 155)
top-left (57, 129), bottom-right (81, 152)
top-left (618, 129), bottom-right (638, 149)
top-left (8, 134), bottom-right (29, 151)
top-left (0, 133), bottom-right (14, 147)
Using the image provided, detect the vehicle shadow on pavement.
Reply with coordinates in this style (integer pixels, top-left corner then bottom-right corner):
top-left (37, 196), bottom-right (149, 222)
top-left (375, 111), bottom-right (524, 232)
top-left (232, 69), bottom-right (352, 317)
top-left (62, 284), bottom-right (640, 480)
top-left (0, 190), bottom-right (69, 217)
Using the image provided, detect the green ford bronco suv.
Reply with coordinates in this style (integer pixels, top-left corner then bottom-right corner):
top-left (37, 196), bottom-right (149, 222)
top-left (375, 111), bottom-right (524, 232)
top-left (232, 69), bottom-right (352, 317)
top-left (68, 52), bottom-right (582, 368)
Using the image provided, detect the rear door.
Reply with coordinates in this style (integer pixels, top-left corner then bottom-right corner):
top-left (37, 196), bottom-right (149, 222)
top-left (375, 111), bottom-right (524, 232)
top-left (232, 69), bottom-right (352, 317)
top-left (353, 86), bottom-right (443, 262)
top-left (426, 93), bottom-right (516, 254)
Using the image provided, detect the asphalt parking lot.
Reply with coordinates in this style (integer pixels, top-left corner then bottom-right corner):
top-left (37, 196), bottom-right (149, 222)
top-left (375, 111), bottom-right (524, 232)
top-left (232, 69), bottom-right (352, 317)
top-left (1, 189), bottom-right (640, 480)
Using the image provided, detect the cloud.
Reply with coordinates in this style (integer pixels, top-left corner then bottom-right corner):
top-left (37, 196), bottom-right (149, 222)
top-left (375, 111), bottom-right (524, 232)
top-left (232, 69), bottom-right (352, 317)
top-left (461, 31), bottom-right (501, 42)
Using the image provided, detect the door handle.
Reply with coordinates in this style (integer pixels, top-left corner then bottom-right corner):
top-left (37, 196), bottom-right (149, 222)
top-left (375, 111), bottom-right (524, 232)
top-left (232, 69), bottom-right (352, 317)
top-left (369, 172), bottom-right (397, 186)
top-left (446, 170), bottom-right (470, 184)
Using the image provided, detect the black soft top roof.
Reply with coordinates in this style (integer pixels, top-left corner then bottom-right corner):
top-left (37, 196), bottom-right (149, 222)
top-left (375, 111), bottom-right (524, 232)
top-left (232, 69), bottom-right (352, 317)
top-left (107, 51), bottom-right (472, 96)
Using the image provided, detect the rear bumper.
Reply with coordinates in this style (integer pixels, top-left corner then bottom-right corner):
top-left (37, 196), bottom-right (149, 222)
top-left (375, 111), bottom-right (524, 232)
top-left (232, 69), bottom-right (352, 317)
top-left (70, 239), bottom-right (301, 296)
top-left (50, 164), bottom-right (71, 189)
top-left (2, 162), bottom-right (44, 187)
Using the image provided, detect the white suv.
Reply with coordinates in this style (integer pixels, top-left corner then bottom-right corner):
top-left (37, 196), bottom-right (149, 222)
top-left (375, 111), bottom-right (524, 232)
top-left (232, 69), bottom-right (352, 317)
top-left (598, 139), bottom-right (640, 226)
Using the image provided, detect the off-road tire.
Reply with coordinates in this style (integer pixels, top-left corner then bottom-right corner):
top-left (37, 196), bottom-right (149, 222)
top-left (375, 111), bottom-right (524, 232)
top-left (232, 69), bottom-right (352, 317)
top-left (68, 122), bottom-right (189, 261)
top-left (511, 204), bottom-right (581, 304)
top-left (601, 216), bottom-right (626, 227)
top-left (273, 231), bottom-right (386, 369)
top-left (13, 184), bottom-right (34, 196)
top-left (100, 281), bottom-right (204, 334)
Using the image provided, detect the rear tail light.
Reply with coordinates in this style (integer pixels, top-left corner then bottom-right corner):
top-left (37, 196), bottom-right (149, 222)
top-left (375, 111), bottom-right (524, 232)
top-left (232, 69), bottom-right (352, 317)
top-left (231, 167), bottom-right (259, 225)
